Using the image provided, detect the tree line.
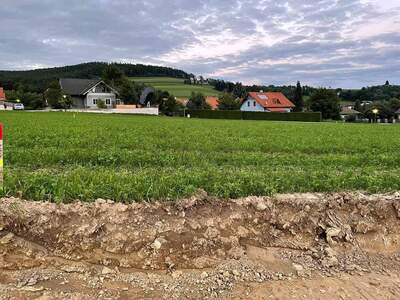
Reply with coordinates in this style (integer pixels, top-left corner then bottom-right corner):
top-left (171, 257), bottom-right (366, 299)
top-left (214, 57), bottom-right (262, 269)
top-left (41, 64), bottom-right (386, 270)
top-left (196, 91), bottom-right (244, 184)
top-left (0, 62), bottom-right (189, 93)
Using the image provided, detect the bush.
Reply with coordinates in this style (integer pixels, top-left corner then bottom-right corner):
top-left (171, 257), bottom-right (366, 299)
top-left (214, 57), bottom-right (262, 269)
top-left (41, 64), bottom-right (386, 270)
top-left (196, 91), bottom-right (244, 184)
top-left (97, 99), bottom-right (107, 109)
top-left (187, 110), bottom-right (321, 122)
top-left (188, 110), bottom-right (242, 119)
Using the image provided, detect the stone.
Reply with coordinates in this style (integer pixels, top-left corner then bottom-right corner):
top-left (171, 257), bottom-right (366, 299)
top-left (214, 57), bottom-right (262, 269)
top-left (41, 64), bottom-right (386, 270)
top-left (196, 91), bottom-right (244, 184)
top-left (151, 238), bottom-right (164, 250)
top-left (325, 247), bottom-right (337, 258)
top-left (101, 267), bottom-right (114, 275)
top-left (228, 247), bottom-right (246, 259)
top-left (292, 263), bottom-right (304, 272)
top-left (237, 226), bottom-right (249, 238)
top-left (223, 271), bottom-right (230, 278)
top-left (256, 201), bottom-right (267, 211)
top-left (232, 270), bottom-right (240, 277)
top-left (61, 265), bottom-right (85, 274)
top-left (203, 227), bottom-right (220, 240)
top-left (20, 286), bottom-right (45, 292)
top-left (322, 256), bottom-right (339, 268)
top-left (326, 227), bottom-right (341, 245)
top-left (0, 232), bottom-right (14, 244)
top-left (171, 271), bottom-right (183, 279)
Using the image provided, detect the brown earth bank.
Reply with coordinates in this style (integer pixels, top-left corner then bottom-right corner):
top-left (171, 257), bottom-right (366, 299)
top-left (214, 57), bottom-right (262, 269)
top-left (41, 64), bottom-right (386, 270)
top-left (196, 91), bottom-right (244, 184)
top-left (1, 191), bottom-right (400, 299)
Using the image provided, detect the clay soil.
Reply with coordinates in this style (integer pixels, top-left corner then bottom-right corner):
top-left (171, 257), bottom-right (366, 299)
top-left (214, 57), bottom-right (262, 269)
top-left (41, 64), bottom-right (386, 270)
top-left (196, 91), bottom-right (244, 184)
top-left (1, 192), bottom-right (400, 299)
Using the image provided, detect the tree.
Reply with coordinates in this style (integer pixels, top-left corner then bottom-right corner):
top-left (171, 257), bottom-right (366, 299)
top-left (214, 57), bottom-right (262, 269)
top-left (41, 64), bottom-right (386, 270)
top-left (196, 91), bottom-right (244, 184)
top-left (309, 89), bottom-right (341, 119)
top-left (119, 79), bottom-right (139, 104)
top-left (22, 92), bottom-right (46, 109)
top-left (187, 92), bottom-right (211, 110)
top-left (232, 82), bottom-right (246, 98)
top-left (385, 80), bottom-right (390, 86)
top-left (388, 98), bottom-right (400, 113)
top-left (217, 93), bottom-right (241, 110)
top-left (102, 64), bottom-right (124, 87)
top-left (293, 81), bottom-right (304, 112)
top-left (45, 81), bottom-right (65, 108)
top-left (354, 99), bottom-right (362, 112)
top-left (4, 89), bottom-right (45, 109)
top-left (159, 95), bottom-right (179, 115)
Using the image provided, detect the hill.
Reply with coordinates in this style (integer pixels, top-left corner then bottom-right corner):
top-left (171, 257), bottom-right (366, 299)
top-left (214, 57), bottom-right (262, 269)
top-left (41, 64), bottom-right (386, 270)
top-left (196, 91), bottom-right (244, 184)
top-left (0, 62), bottom-right (189, 93)
top-left (130, 77), bottom-right (220, 98)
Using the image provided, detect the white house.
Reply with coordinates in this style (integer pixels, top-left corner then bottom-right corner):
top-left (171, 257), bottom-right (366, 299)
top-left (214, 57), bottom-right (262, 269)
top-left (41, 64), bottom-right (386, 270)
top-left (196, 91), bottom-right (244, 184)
top-left (340, 107), bottom-right (361, 121)
top-left (60, 78), bottom-right (119, 109)
top-left (241, 92), bottom-right (295, 112)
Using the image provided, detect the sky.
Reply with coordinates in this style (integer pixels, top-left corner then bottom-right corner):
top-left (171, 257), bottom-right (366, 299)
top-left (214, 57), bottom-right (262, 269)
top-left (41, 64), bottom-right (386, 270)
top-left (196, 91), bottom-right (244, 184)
top-left (1, 0), bottom-right (400, 88)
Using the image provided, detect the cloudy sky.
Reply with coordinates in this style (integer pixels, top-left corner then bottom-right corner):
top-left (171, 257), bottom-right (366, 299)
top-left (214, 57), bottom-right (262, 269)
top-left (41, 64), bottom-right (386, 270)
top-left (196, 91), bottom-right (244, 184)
top-left (1, 0), bottom-right (400, 88)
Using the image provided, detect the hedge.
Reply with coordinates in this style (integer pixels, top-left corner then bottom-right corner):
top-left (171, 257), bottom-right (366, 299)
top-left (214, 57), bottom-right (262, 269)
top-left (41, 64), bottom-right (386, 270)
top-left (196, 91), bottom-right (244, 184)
top-left (187, 110), bottom-right (322, 122)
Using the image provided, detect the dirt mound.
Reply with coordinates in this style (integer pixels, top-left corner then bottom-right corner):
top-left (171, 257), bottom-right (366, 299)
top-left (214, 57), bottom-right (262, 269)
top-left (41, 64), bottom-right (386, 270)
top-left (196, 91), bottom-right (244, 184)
top-left (1, 192), bottom-right (400, 299)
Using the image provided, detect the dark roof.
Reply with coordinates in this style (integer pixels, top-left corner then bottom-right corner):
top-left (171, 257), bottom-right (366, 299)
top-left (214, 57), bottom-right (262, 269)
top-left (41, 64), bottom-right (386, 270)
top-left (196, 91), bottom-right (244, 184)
top-left (139, 87), bottom-right (155, 105)
top-left (59, 78), bottom-right (102, 96)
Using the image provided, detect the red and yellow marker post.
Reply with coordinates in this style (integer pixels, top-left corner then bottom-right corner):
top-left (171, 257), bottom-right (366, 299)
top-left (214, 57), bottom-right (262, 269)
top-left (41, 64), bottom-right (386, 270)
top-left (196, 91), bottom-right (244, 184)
top-left (0, 123), bottom-right (3, 189)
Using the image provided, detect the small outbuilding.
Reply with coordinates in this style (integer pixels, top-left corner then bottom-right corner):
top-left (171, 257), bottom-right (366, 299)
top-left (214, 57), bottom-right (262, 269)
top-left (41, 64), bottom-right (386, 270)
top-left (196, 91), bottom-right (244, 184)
top-left (340, 107), bottom-right (361, 121)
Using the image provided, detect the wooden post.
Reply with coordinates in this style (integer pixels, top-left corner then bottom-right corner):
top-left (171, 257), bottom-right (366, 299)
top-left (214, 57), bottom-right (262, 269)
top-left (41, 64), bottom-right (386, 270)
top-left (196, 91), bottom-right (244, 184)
top-left (0, 123), bottom-right (3, 190)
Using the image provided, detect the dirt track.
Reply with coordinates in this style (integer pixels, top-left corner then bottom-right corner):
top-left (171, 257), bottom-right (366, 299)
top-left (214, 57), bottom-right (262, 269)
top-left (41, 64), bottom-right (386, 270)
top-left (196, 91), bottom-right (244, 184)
top-left (1, 192), bottom-right (400, 299)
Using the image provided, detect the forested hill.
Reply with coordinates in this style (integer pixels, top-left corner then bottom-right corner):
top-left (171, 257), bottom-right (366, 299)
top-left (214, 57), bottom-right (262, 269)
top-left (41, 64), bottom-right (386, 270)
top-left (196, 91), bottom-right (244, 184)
top-left (0, 62), bottom-right (189, 92)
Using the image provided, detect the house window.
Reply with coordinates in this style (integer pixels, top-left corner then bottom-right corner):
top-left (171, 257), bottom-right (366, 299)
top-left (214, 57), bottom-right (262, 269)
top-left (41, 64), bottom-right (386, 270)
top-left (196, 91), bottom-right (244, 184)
top-left (105, 99), bottom-right (111, 105)
top-left (247, 101), bottom-right (250, 107)
top-left (253, 101), bottom-right (256, 107)
top-left (93, 99), bottom-right (98, 105)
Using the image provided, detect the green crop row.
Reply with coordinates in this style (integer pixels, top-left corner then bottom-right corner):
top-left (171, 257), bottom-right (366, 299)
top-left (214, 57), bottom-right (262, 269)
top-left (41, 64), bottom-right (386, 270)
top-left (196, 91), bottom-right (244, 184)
top-left (0, 111), bottom-right (399, 202)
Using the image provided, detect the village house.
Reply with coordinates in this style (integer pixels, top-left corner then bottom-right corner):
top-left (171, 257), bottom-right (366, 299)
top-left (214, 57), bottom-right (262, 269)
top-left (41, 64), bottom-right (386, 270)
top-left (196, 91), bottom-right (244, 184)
top-left (240, 91), bottom-right (295, 112)
top-left (205, 96), bottom-right (219, 110)
top-left (59, 78), bottom-right (119, 109)
top-left (340, 107), bottom-right (361, 121)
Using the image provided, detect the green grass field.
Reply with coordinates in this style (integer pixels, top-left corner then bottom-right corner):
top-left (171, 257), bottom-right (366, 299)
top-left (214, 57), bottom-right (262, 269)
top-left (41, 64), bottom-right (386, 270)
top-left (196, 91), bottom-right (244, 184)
top-left (130, 77), bottom-right (221, 97)
top-left (1, 111), bottom-right (400, 202)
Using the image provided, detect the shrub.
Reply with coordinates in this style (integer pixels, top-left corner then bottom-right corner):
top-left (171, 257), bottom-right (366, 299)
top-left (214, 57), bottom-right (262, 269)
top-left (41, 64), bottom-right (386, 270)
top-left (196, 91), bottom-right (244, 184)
top-left (97, 99), bottom-right (107, 109)
top-left (187, 110), bottom-right (321, 122)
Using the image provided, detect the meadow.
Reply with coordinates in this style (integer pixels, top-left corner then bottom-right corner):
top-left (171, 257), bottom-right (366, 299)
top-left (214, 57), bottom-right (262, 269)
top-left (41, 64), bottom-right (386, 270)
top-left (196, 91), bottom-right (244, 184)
top-left (1, 111), bottom-right (400, 202)
top-left (130, 77), bottom-right (221, 97)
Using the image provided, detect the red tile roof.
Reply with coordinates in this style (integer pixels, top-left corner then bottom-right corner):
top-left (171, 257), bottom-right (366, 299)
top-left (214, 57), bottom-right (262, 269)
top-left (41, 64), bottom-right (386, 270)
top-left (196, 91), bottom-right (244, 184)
top-left (248, 92), bottom-right (295, 109)
top-left (0, 88), bottom-right (5, 101)
top-left (206, 96), bottom-right (219, 110)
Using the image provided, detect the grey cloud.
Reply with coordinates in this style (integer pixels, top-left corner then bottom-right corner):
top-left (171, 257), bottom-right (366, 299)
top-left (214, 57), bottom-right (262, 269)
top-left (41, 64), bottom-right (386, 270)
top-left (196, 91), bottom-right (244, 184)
top-left (0, 0), bottom-right (399, 87)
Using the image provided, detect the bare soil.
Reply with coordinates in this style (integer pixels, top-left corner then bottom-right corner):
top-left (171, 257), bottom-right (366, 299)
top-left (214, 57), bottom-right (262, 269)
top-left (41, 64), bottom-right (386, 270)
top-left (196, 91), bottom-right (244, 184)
top-left (1, 191), bottom-right (400, 299)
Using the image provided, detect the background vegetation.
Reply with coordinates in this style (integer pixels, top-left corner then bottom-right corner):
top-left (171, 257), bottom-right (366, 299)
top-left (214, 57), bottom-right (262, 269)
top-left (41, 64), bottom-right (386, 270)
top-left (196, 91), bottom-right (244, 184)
top-left (0, 62), bottom-right (189, 93)
top-left (1, 112), bottom-right (400, 202)
top-left (131, 77), bottom-right (220, 98)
